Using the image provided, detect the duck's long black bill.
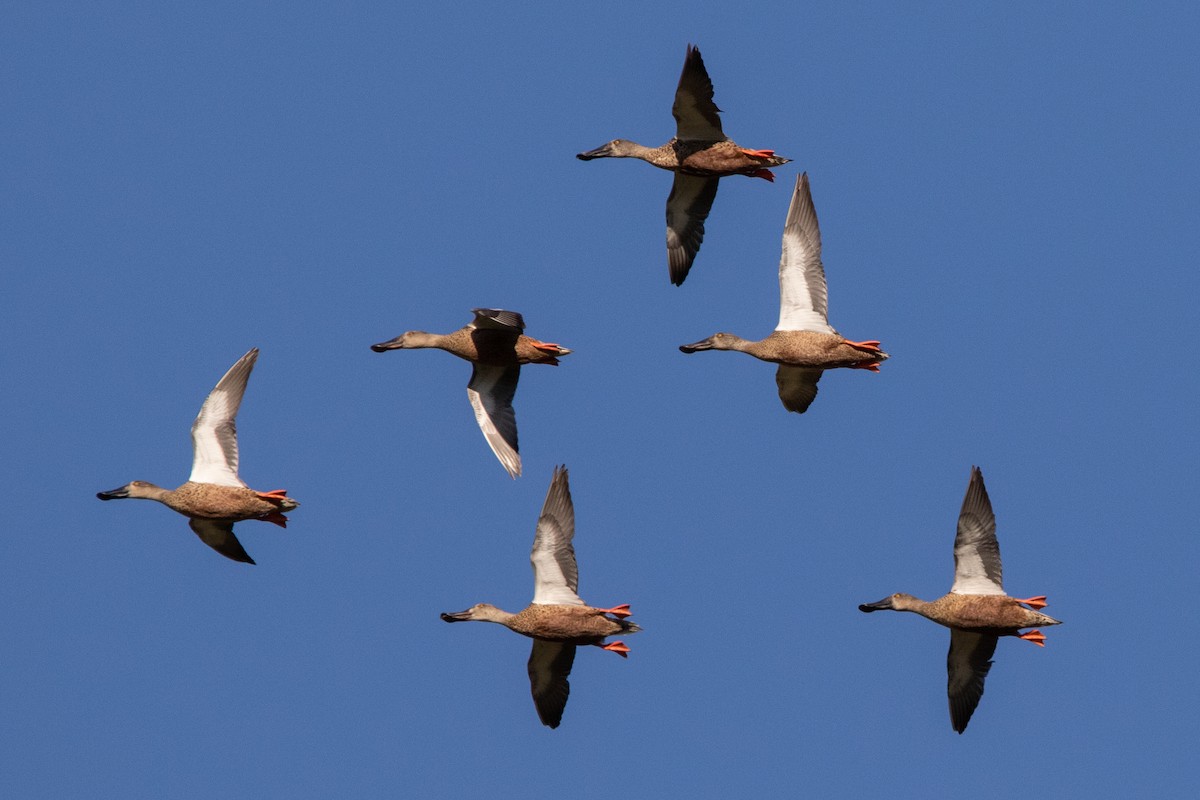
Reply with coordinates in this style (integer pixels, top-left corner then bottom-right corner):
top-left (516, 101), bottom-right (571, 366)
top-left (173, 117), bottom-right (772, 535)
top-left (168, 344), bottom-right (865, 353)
top-left (858, 598), bottom-right (894, 612)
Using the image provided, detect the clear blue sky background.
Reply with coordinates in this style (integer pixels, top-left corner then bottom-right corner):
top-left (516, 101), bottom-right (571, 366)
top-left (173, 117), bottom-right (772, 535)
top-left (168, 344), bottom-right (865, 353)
top-left (2, 2), bottom-right (1197, 797)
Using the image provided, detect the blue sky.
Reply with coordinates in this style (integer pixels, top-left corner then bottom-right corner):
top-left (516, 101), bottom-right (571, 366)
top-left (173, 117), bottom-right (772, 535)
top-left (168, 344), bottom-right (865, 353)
top-left (2, 2), bottom-right (1197, 797)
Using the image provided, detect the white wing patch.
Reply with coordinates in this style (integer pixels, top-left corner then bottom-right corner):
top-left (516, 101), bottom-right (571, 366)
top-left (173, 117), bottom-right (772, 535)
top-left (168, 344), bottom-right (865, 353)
top-left (530, 466), bottom-right (584, 606)
top-left (467, 364), bottom-right (521, 479)
top-left (188, 348), bottom-right (257, 487)
top-left (951, 467), bottom-right (1005, 595)
top-left (776, 173), bottom-right (835, 334)
top-left (665, 174), bottom-right (719, 285)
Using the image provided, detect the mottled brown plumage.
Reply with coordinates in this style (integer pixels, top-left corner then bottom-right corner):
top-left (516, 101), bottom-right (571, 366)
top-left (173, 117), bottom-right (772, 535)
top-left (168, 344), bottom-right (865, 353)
top-left (681, 329), bottom-right (886, 369)
top-left (96, 348), bottom-right (298, 565)
top-left (99, 480), bottom-right (296, 521)
top-left (860, 592), bottom-right (1060, 636)
top-left (441, 467), bottom-right (639, 728)
top-left (443, 602), bottom-right (637, 644)
top-left (372, 326), bottom-right (566, 367)
top-left (859, 467), bottom-right (1061, 733)
top-left (679, 174), bottom-right (886, 413)
top-left (577, 45), bottom-right (790, 285)
top-left (371, 308), bottom-right (570, 478)
top-left (581, 137), bottom-right (789, 178)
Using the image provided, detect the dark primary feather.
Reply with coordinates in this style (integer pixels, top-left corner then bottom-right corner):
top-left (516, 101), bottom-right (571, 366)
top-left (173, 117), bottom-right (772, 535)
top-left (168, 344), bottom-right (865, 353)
top-left (187, 518), bottom-right (256, 565)
top-left (528, 640), bottom-right (576, 729)
top-left (471, 308), bottom-right (526, 332)
top-left (954, 466), bottom-right (1003, 591)
top-left (947, 629), bottom-right (998, 733)
top-left (672, 44), bottom-right (725, 141)
top-left (775, 366), bottom-right (824, 414)
top-left (666, 174), bottom-right (720, 285)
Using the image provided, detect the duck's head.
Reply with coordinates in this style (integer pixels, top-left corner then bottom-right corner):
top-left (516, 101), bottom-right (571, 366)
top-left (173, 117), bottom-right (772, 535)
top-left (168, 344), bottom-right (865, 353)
top-left (96, 480), bottom-right (159, 500)
top-left (858, 593), bottom-right (921, 613)
top-left (440, 603), bottom-right (505, 623)
top-left (679, 332), bottom-right (740, 353)
top-left (370, 332), bottom-right (426, 352)
top-left (576, 139), bottom-right (639, 160)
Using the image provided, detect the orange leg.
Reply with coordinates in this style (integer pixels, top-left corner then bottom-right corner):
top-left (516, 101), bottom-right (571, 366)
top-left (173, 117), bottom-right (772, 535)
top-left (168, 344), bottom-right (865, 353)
top-left (740, 148), bottom-right (777, 158)
top-left (850, 361), bottom-right (882, 372)
top-left (748, 168), bottom-right (775, 182)
top-left (1017, 595), bottom-right (1048, 609)
top-left (529, 339), bottom-right (568, 354)
top-left (1018, 630), bottom-right (1046, 647)
top-left (844, 339), bottom-right (883, 352)
top-left (598, 604), bottom-right (632, 618)
top-left (257, 510), bottom-right (289, 529)
top-left (257, 489), bottom-right (291, 500)
top-left (601, 641), bottom-right (630, 658)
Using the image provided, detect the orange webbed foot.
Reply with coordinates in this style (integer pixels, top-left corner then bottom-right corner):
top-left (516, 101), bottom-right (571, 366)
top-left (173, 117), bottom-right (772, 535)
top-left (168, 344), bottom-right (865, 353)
top-left (598, 604), bottom-right (633, 618)
top-left (850, 361), bottom-right (882, 372)
top-left (1019, 630), bottom-right (1047, 647)
top-left (258, 510), bottom-right (289, 529)
top-left (740, 148), bottom-right (777, 158)
top-left (601, 641), bottom-right (630, 658)
top-left (748, 168), bottom-right (775, 182)
top-left (844, 339), bottom-right (883, 352)
top-left (1017, 595), bottom-right (1049, 610)
top-left (257, 489), bottom-right (290, 500)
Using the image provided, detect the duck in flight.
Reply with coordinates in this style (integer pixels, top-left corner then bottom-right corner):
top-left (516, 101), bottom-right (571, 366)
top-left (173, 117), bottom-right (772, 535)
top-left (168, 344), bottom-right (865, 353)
top-left (96, 348), bottom-right (299, 564)
top-left (370, 308), bottom-right (570, 479)
top-left (859, 467), bottom-right (1062, 733)
top-left (679, 173), bottom-right (887, 414)
top-left (578, 44), bottom-right (790, 285)
top-left (441, 466), bottom-right (640, 728)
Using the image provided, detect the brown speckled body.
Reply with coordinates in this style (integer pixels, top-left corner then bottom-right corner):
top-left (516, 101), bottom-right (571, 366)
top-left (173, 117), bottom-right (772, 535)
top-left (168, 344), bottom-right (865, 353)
top-left (691, 330), bottom-right (888, 369)
top-left (101, 480), bottom-right (298, 521)
top-left (506, 605), bottom-right (635, 644)
top-left (889, 593), bottom-right (1061, 635)
top-left (592, 138), bottom-right (788, 177)
top-left (743, 330), bottom-right (885, 368)
top-left (159, 482), bottom-right (298, 520)
top-left (669, 139), bottom-right (789, 176)
top-left (385, 328), bottom-right (567, 367)
top-left (442, 602), bottom-right (640, 645)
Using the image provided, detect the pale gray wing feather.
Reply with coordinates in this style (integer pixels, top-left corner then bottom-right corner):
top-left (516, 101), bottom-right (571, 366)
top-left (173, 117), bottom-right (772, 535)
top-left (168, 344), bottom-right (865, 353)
top-left (947, 629), bottom-right (998, 733)
top-left (530, 466), bottom-right (584, 605)
top-left (528, 640), bottom-right (576, 729)
top-left (672, 45), bottom-right (725, 141)
top-left (666, 174), bottom-right (720, 285)
top-left (466, 364), bottom-right (521, 479)
top-left (776, 174), bottom-right (835, 334)
top-left (188, 348), bottom-right (257, 487)
top-left (951, 466), bottom-right (1005, 595)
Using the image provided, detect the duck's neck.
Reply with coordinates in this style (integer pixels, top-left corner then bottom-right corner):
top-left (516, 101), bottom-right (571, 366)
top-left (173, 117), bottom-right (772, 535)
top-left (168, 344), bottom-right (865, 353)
top-left (402, 331), bottom-right (445, 349)
top-left (131, 483), bottom-right (174, 504)
top-left (724, 336), bottom-right (759, 355)
top-left (891, 594), bottom-right (934, 616)
top-left (476, 606), bottom-right (518, 626)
